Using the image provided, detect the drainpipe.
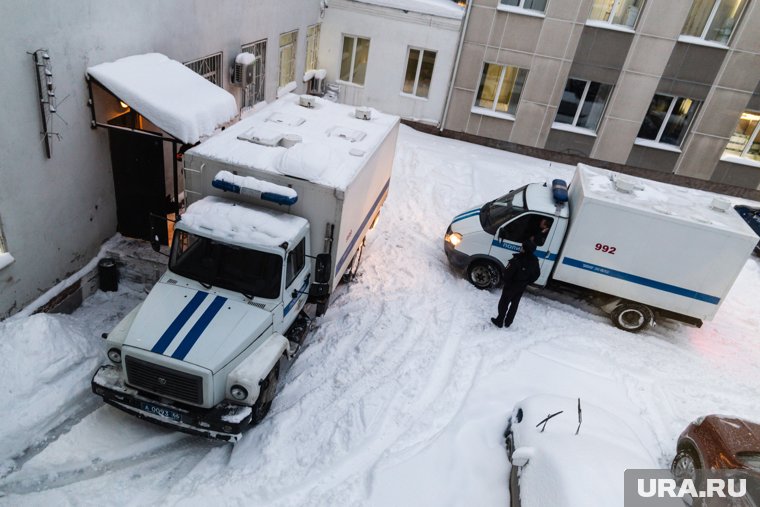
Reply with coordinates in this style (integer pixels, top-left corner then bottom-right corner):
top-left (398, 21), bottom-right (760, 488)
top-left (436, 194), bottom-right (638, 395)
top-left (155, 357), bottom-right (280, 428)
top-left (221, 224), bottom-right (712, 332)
top-left (440, 0), bottom-right (473, 132)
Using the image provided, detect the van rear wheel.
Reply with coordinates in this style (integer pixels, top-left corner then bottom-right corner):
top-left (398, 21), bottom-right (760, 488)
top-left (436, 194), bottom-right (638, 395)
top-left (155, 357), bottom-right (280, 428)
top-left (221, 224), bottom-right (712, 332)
top-left (467, 261), bottom-right (502, 290)
top-left (610, 302), bottom-right (653, 333)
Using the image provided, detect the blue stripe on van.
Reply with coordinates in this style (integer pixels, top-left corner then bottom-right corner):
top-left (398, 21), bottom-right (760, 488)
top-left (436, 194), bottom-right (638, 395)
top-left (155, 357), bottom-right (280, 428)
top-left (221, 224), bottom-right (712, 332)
top-left (151, 291), bottom-right (208, 354)
top-left (171, 296), bottom-right (228, 359)
top-left (491, 239), bottom-right (557, 261)
top-left (452, 209), bottom-right (480, 224)
top-left (561, 257), bottom-right (720, 305)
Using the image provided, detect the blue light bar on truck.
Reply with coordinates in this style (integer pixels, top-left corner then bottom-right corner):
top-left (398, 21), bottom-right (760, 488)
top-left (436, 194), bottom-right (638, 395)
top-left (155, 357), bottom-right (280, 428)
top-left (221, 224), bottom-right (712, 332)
top-left (552, 179), bottom-right (569, 203)
top-left (212, 175), bottom-right (298, 206)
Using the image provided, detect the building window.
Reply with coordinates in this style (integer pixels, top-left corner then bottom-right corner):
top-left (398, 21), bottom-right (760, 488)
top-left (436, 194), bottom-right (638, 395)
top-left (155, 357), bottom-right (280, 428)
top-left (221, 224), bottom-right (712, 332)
top-left (474, 63), bottom-right (528, 116)
top-left (279, 30), bottom-right (298, 87)
top-left (403, 48), bottom-right (436, 98)
top-left (588, 0), bottom-right (644, 27)
top-left (340, 35), bottom-right (370, 85)
top-left (637, 94), bottom-right (700, 146)
top-left (681, 0), bottom-right (747, 45)
top-left (555, 79), bottom-right (612, 131)
top-left (499, 0), bottom-right (547, 13)
top-left (241, 39), bottom-right (267, 107)
top-left (184, 52), bottom-right (223, 86)
top-left (306, 24), bottom-right (320, 71)
top-left (724, 111), bottom-right (760, 162)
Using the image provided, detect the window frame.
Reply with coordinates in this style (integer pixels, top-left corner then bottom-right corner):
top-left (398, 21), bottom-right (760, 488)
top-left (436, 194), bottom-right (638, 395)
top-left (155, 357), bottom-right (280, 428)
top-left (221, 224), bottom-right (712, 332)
top-left (286, 238), bottom-right (307, 287)
top-left (636, 93), bottom-right (700, 147)
top-left (279, 30), bottom-right (298, 88)
top-left (554, 78), bottom-right (612, 132)
top-left (724, 111), bottom-right (760, 162)
top-left (472, 63), bottom-right (528, 118)
top-left (680, 0), bottom-right (748, 45)
top-left (587, 0), bottom-right (645, 28)
top-left (183, 52), bottom-right (224, 87)
top-left (401, 47), bottom-right (437, 99)
top-left (306, 24), bottom-right (321, 72)
top-left (339, 34), bottom-right (371, 86)
top-left (498, 0), bottom-right (547, 14)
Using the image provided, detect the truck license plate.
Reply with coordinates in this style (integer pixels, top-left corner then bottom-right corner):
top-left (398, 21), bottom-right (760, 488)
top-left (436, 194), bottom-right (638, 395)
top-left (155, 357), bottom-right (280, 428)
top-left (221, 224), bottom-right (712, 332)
top-left (140, 401), bottom-right (181, 422)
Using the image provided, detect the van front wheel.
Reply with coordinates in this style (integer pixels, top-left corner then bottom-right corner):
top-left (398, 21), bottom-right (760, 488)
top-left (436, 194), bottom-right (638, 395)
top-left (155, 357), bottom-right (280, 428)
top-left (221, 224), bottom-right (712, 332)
top-left (467, 261), bottom-right (502, 290)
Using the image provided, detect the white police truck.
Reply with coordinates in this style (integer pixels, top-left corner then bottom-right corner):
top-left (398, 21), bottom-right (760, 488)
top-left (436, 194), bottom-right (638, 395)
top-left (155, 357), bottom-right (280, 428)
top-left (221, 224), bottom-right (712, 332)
top-left (92, 95), bottom-right (399, 440)
top-left (444, 164), bottom-right (759, 332)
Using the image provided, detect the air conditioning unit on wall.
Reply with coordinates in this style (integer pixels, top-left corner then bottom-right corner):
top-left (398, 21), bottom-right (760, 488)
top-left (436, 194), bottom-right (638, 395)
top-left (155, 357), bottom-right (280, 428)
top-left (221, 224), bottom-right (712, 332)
top-left (231, 53), bottom-right (255, 87)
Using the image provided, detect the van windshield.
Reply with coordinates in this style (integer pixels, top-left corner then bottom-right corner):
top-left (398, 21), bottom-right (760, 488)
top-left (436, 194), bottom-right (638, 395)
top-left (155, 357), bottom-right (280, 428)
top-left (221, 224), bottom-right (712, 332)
top-left (169, 230), bottom-right (283, 299)
top-left (481, 186), bottom-right (526, 235)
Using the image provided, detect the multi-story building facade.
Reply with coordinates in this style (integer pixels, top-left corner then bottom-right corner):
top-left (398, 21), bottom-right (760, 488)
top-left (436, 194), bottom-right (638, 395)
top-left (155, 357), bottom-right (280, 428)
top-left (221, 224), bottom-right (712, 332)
top-left (443, 0), bottom-right (760, 191)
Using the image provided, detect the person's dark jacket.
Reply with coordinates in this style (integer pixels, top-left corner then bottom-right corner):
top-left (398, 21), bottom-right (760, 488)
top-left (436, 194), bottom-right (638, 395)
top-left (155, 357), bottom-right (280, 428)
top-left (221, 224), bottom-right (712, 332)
top-left (503, 251), bottom-right (540, 291)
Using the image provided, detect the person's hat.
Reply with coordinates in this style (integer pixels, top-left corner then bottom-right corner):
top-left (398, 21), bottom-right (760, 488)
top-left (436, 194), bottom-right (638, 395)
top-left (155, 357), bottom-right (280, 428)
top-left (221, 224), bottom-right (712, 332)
top-left (522, 240), bottom-right (536, 254)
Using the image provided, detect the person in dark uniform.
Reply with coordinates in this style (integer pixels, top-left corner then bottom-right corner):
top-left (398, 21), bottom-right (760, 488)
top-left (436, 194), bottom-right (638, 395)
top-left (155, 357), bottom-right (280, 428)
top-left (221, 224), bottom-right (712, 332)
top-left (491, 240), bottom-right (541, 329)
top-left (531, 217), bottom-right (551, 246)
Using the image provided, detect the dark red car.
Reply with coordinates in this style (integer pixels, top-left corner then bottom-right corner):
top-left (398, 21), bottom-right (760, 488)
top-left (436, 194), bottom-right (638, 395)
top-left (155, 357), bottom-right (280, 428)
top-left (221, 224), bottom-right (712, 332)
top-left (673, 415), bottom-right (760, 504)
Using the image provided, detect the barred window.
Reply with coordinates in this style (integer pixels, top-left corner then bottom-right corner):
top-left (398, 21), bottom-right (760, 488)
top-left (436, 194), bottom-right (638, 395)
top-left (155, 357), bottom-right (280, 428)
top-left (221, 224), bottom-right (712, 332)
top-left (241, 39), bottom-right (267, 107)
top-left (279, 30), bottom-right (298, 87)
top-left (184, 52), bottom-right (223, 86)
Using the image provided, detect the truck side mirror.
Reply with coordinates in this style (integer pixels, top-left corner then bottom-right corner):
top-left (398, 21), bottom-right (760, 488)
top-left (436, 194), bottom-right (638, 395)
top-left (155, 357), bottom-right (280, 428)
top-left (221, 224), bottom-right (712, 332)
top-left (314, 253), bottom-right (331, 284)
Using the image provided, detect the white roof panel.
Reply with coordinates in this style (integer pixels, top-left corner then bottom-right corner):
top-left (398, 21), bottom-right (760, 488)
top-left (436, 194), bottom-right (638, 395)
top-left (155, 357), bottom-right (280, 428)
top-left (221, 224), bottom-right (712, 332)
top-left (87, 53), bottom-right (237, 144)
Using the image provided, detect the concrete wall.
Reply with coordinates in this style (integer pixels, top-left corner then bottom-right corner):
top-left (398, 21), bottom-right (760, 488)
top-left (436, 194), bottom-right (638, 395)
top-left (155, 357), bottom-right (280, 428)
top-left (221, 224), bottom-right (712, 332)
top-left (0, 0), bottom-right (320, 319)
top-left (319, 0), bottom-right (462, 125)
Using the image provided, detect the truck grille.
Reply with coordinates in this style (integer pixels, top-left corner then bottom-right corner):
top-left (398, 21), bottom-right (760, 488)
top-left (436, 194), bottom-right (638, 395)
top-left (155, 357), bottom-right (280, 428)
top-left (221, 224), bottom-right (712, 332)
top-left (125, 356), bottom-right (203, 405)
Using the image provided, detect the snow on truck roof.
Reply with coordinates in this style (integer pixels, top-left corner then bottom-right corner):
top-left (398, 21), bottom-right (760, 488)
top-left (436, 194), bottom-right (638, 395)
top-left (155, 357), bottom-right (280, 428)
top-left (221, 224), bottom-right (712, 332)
top-left (186, 94), bottom-right (399, 190)
top-left (576, 164), bottom-right (759, 237)
top-left (179, 196), bottom-right (307, 249)
top-left (86, 53), bottom-right (237, 144)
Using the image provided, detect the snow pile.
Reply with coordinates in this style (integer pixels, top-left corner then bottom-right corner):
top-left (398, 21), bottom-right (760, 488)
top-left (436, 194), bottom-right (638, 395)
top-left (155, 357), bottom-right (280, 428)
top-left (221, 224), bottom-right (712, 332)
top-left (0, 314), bottom-right (102, 469)
top-left (235, 52), bottom-right (256, 65)
top-left (87, 53), bottom-right (237, 144)
top-left (303, 70), bottom-right (315, 82)
top-left (179, 196), bottom-right (307, 247)
top-left (0, 252), bottom-right (14, 271)
top-left (355, 0), bottom-right (465, 19)
top-left (277, 81), bottom-right (297, 99)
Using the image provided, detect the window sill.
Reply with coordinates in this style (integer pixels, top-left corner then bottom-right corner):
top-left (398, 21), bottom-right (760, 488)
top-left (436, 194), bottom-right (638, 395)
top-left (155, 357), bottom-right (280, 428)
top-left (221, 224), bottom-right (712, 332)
top-left (634, 138), bottom-right (682, 153)
top-left (551, 122), bottom-right (597, 137)
top-left (584, 19), bottom-right (635, 34)
top-left (471, 107), bottom-right (516, 121)
top-left (496, 5), bottom-right (546, 19)
top-left (676, 35), bottom-right (729, 50)
top-left (720, 154), bottom-right (760, 169)
top-left (336, 80), bottom-right (365, 89)
top-left (400, 92), bottom-right (429, 102)
top-left (0, 252), bottom-right (15, 271)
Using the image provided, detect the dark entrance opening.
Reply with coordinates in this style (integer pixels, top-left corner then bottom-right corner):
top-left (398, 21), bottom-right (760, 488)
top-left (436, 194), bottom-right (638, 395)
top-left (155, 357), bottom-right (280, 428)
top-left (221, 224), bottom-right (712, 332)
top-left (108, 111), bottom-right (170, 244)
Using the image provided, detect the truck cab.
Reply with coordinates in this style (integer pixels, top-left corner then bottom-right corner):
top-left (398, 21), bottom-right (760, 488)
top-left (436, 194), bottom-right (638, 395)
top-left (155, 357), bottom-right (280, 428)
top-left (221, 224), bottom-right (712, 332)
top-left (92, 197), bottom-right (317, 441)
top-left (444, 182), bottom-right (569, 289)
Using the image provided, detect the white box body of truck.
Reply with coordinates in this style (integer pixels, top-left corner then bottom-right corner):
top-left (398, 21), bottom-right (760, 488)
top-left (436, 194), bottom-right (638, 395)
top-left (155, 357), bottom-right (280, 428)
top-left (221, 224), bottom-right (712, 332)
top-left (183, 94), bottom-right (400, 292)
top-left (551, 165), bottom-right (757, 321)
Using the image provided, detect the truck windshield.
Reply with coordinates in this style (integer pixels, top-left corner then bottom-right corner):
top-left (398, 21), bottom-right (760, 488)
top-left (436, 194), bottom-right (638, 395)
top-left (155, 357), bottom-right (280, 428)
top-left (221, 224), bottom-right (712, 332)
top-left (169, 230), bottom-right (283, 299)
top-left (481, 186), bottom-right (526, 235)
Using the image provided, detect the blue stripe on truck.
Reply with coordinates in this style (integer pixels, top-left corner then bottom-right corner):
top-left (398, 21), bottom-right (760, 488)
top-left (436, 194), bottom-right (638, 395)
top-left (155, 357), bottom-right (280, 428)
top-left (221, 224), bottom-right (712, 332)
top-left (561, 257), bottom-right (721, 305)
top-left (151, 291), bottom-right (208, 354)
top-left (335, 179), bottom-right (390, 275)
top-left (491, 239), bottom-right (557, 261)
top-left (171, 296), bottom-right (228, 360)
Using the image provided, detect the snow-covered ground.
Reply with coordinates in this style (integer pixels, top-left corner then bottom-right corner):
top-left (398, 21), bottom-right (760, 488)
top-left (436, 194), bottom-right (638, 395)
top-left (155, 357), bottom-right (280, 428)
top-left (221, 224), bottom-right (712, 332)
top-left (1, 125), bottom-right (759, 506)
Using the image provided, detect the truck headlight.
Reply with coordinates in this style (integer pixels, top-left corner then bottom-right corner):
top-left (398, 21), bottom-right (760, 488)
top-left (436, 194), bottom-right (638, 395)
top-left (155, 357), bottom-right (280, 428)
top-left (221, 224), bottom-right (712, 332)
top-left (107, 348), bottom-right (122, 363)
top-left (446, 232), bottom-right (463, 247)
top-left (230, 385), bottom-right (248, 401)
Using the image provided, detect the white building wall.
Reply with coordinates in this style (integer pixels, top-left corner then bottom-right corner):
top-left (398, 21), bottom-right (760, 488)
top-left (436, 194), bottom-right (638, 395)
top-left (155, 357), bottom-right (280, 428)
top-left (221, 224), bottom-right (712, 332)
top-left (0, 0), bottom-right (320, 319)
top-left (319, 0), bottom-right (462, 125)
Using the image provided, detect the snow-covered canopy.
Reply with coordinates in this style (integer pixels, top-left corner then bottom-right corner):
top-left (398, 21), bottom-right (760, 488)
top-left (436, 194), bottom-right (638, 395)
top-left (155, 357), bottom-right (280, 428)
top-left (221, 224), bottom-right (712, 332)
top-left (87, 53), bottom-right (238, 144)
top-left (355, 0), bottom-right (465, 19)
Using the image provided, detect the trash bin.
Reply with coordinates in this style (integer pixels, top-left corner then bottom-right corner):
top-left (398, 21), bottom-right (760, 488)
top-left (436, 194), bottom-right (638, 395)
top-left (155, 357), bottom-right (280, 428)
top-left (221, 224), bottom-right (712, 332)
top-left (98, 258), bottom-right (118, 292)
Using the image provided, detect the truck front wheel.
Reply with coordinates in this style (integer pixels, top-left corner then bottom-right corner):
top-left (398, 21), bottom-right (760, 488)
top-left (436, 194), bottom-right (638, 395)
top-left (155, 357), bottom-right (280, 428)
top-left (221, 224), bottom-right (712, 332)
top-left (467, 261), bottom-right (502, 290)
top-left (251, 363), bottom-right (280, 425)
top-left (610, 302), bottom-right (653, 333)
